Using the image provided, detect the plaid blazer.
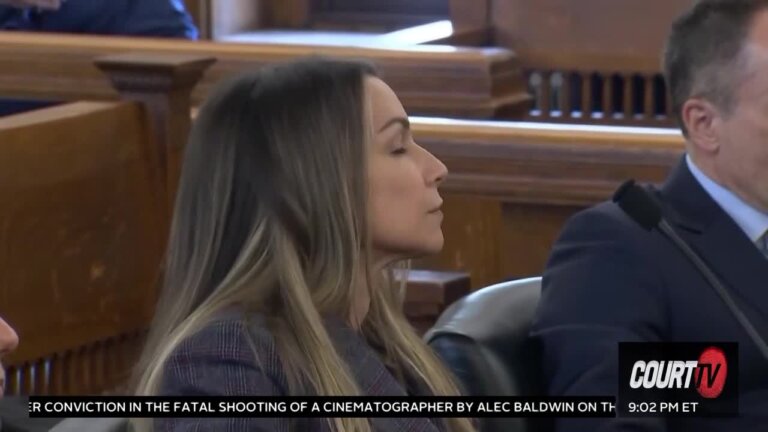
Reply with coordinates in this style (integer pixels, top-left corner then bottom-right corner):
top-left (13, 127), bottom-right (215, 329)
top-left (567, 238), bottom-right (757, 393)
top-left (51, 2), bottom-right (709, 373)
top-left (157, 311), bottom-right (447, 432)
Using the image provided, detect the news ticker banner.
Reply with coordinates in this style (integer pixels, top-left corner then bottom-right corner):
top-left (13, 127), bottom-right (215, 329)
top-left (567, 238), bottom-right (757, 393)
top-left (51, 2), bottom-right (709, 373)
top-left (25, 341), bottom-right (739, 419)
top-left (618, 342), bottom-right (738, 417)
top-left (29, 396), bottom-right (614, 418)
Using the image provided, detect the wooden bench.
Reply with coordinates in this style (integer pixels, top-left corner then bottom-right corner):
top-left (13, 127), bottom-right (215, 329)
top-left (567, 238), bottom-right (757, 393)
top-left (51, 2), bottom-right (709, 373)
top-left (0, 53), bottom-right (212, 396)
top-left (409, 117), bottom-right (685, 288)
top-left (0, 32), bottom-right (529, 119)
top-left (1, 101), bottom-right (162, 395)
top-left (402, 270), bottom-right (471, 335)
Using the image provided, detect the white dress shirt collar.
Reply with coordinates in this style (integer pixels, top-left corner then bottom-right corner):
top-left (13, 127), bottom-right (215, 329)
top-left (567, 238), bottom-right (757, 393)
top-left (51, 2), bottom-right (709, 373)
top-left (686, 154), bottom-right (768, 243)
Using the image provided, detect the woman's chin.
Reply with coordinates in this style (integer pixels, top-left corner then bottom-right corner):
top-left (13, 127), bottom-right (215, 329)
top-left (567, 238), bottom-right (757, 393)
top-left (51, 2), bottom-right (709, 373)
top-left (415, 234), bottom-right (445, 256)
top-left (373, 238), bottom-right (444, 265)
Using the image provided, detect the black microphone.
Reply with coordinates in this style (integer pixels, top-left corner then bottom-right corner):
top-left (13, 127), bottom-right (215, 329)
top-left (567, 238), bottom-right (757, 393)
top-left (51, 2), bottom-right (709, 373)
top-left (613, 179), bottom-right (768, 361)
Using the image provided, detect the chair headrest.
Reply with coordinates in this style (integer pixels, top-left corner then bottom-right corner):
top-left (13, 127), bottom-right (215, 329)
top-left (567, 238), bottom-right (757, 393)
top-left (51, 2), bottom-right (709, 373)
top-left (425, 277), bottom-right (542, 350)
top-left (425, 277), bottom-right (548, 432)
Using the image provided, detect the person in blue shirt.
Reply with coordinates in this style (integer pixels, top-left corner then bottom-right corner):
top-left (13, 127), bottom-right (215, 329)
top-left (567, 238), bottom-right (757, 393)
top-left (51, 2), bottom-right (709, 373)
top-left (0, 0), bottom-right (197, 39)
top-left (0, 0), bottom-right (197, 115)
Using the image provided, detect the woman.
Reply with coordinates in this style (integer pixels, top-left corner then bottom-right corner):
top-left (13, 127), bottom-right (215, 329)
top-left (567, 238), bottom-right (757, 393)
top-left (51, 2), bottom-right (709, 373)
top-left (134, 57), bottom-right (475, 432)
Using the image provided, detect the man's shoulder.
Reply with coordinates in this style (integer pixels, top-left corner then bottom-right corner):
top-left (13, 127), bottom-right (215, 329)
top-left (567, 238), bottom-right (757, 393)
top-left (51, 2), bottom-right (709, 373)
top-left (562, 199), bottom-right (651, 243)
top-left (547, 196), bottom-right (675, 278)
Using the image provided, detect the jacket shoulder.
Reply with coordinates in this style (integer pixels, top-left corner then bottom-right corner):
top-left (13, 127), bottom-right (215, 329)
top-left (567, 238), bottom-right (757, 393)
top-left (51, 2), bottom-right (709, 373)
top-left (162, 311), bottom-right (289, 395)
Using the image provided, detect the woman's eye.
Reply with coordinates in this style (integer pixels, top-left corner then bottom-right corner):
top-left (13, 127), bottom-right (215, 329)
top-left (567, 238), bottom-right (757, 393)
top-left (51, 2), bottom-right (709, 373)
top-left (391, 147), bottom-right (407, 155)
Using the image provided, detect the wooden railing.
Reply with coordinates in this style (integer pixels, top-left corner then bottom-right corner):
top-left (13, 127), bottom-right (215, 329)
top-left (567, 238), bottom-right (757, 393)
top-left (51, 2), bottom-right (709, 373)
top-left (524, 70), bottom-right (672, 126)
top-left (0, 100), bottom-right (166, 396)
top-left (0, 32), bottom-right (530, 119)
top-left (441, 0), bottom-right (693, 127)
top-left (410, 117), bottom-right (685, 287)
top-left (5, 331), bottom-right (146, 396)
top-left (0, 54), bottom-right (212, 397)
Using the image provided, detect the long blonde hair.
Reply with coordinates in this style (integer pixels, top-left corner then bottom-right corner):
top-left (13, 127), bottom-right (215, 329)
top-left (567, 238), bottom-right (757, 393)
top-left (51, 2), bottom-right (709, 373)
top-left (133, 57), bottom-right (475, 432)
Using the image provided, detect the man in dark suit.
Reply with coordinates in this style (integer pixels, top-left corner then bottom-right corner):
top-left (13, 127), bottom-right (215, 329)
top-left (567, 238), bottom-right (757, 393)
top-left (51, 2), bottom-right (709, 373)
top-left (531, 1), bottom-right (768, 431)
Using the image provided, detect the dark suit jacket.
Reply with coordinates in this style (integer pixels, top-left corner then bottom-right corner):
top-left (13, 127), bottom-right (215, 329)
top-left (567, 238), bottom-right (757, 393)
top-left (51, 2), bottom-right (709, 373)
top-left (531, 157), bottom-right (768, 431)
top-left (0, 0), bottom-right (197, 38)
top-left (158, 311), bottom-right (447, 432)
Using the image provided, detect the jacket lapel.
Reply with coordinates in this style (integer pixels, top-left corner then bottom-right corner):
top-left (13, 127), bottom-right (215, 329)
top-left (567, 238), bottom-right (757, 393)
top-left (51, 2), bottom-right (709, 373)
top-left (659, 157), bottom-right (768, 322)
top-left (325, 318), bottom-right (444, 432)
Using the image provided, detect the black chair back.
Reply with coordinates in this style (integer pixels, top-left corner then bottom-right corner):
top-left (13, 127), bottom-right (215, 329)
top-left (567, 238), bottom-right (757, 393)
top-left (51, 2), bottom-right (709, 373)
top-left (425, 277), bottom-right (551, 432)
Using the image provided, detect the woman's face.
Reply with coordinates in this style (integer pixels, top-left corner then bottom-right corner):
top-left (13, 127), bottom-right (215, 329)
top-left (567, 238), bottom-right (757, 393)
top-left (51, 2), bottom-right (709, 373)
top-left (365, 77), bottom-right (448, 262)
top-left (0, 316), bottom-right (18, 396)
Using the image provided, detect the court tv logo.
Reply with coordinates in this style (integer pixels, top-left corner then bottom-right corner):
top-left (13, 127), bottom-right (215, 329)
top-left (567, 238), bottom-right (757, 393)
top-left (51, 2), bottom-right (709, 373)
top-left (619, 342), bottom-right (738, 417)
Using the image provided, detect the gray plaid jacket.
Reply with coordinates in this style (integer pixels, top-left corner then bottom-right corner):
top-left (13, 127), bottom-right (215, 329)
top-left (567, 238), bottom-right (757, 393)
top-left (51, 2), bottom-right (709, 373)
top-left (157, 310), bottom-right (447, 432)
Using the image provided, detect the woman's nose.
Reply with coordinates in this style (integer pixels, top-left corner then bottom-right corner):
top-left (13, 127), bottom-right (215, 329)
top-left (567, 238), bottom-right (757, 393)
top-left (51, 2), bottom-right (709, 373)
top-left (423, 146), bottom-right (448, 186)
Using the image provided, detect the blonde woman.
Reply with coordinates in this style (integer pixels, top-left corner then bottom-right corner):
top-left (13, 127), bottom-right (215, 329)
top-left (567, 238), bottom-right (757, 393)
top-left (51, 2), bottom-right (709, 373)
top-left (134, 57), bottom-right (475, 432)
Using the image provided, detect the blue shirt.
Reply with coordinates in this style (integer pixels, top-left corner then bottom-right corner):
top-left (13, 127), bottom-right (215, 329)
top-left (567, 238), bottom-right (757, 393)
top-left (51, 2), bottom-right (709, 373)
top-left (687, 154), bottom-right (768, 245)
top-left (0, 0), bottom-right (197, 39)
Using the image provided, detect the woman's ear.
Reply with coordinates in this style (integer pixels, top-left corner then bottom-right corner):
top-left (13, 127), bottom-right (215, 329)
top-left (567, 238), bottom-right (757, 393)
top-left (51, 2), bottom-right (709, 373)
top-left (681, 98), bottom-right (722, 154)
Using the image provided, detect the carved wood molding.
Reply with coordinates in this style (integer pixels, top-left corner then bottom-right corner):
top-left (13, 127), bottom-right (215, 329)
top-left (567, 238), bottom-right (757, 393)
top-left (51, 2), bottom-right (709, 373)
top-left (95, 53), bottom-right (215, 214)
top-left (412, 118), bottom-right (685, 206)
top-left (94, 53), bottom-right (215, 93)
top-left (0, 33), bottom-right (529, 119)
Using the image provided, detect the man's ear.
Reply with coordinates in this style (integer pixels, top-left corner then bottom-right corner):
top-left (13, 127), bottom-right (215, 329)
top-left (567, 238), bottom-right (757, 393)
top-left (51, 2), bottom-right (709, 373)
top-left (681, 98), bottom-right (721, 153)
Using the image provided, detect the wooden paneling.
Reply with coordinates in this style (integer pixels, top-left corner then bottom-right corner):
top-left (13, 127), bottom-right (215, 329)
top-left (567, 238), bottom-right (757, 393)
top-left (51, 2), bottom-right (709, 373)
top-left (448, 0), bottom-right (489, 33)
top-left (525, 71), bottom-right (672, 126)
top-left (499, 204), bottom-right (580, 280)
top-left (185, 0), bottom-right (212, 39)
top-left (442, 0), bottom-right (693, 126)
top-left (491, 0), bottom-right (691, 71)
top-left (0, 102), bottom-right (162, 394)
top-left (413, 118), bottom-right (683, 204)
top-left (402, 270), bottom-right (471, 335)
top-left (491, 0), bottom-right (691, 126)
top-left (94, 53), bottom-right (215, 212)
top-left (410, 118), bottom-right (685, 286)
top-left (414, 196), bottom-right (502, 289)
top-left (0, 32), bottom-right (529, 120)
top-left (259, 0), bottom-right (312, 30)
top-left (5, 331), bottom-right (145, 395)
top-left (1, 54), bottom-right (211, 396)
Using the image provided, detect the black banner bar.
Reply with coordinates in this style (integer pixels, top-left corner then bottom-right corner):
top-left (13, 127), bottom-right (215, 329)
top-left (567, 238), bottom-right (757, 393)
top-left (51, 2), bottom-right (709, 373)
top-left (28, 396), bottom-right (616, 418)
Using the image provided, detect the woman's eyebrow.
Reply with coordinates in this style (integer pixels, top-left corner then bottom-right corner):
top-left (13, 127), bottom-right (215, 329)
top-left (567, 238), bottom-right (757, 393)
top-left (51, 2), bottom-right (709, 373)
top-left (378, 117), bottom-right (410, 133)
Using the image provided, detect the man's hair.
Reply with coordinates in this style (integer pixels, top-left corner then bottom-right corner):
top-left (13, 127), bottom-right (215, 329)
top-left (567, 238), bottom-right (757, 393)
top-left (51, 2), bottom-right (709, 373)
top-left (663, 0), bottom-right (768, 135)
